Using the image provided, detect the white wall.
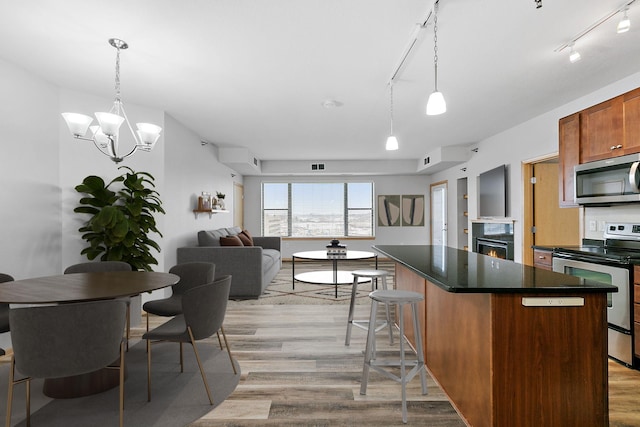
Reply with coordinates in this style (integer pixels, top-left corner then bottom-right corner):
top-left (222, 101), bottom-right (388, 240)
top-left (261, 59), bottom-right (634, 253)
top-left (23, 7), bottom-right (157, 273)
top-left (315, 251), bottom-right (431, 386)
top-left (243, 174), bottom-right (431, 259)
top-left (431, 71), bottom-right (640, 262)
top-left (0, 58), bottom-right (61, 279)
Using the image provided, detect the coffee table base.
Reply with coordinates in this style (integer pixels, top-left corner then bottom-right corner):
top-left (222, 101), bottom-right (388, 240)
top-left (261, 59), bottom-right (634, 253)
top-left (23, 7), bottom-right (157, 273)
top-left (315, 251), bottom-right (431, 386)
top-left (295, 271), bottom-right (371, 298)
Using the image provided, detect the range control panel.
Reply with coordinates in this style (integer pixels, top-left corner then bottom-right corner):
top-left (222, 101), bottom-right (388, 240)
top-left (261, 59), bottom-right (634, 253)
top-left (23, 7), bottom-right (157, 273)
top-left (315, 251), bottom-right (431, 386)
top-left (604, 223), bottom-right (640, 240)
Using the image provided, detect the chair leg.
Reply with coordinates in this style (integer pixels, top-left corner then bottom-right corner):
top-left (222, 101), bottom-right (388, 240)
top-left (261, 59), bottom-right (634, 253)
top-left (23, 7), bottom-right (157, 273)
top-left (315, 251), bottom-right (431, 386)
top-left (125, 304), bottom-right (130, 352)
top-left (216, 331), bottom-right (224, 350)
top-left (119, 341), bottom-right (125, 427)
top-left (220, 326), bottom-right (237, 375)
top-left (5, 357), bottom-right (14, 427)
top-left (179, 342), bottom-right (184, 373)
top-left (146, 338), bottom-right (152, 402)
top-left (187, 327), bottom-right (214, 405)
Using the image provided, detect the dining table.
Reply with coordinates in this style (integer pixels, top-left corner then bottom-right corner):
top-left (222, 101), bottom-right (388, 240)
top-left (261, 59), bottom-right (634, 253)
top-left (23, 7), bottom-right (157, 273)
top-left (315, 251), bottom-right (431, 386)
top-left (0, 271), bottom-right (180, 398)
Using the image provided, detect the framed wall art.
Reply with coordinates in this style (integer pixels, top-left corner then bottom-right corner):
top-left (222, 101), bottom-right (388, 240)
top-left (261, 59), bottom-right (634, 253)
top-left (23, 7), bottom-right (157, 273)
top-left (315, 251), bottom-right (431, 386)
top-left (377, 195), bottom-right (401, 226)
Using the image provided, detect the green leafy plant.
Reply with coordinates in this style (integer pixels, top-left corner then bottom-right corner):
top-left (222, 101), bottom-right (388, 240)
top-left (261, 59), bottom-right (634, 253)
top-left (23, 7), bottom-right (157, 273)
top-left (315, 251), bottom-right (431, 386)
top-left (74, 166), bottom-right (165, 271)
top-left (216, 191), bottom-right (225, 199)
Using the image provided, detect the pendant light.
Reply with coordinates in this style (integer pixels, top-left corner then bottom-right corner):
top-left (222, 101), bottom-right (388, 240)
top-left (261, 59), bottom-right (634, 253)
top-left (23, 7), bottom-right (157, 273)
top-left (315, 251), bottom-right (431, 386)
top-left (426, 2), bottom-right (446, 116)
top-left (617, 6), bottom-right (631, 33)
top-left (386, 83), bottom-right (399, 151)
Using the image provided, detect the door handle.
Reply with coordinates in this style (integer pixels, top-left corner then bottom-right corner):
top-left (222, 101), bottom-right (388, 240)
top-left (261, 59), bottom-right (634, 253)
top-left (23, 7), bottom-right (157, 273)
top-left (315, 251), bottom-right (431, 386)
top-left (629, 161), bottom-right (640, 193)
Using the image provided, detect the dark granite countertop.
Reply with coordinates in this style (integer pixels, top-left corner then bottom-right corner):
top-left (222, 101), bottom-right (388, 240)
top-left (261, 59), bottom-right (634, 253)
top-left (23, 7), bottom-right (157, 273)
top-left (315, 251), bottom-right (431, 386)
top-left (373, 245), bottom-right (617, 294)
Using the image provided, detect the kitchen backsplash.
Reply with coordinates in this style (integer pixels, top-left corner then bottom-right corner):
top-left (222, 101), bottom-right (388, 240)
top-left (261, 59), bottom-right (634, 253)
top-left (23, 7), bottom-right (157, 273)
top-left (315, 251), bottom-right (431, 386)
top-left (584, 205), bottom-right (640, 240)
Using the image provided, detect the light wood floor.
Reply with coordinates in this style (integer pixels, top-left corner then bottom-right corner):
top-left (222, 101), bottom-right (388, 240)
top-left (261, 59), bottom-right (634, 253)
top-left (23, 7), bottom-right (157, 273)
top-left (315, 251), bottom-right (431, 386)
top-left (143, 302), bottom-right (640, 427)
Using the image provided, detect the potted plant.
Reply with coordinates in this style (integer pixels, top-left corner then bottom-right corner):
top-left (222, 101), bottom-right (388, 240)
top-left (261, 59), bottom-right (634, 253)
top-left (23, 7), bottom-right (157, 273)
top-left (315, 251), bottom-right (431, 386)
top-left (74, 166), bottom-right (165, 271)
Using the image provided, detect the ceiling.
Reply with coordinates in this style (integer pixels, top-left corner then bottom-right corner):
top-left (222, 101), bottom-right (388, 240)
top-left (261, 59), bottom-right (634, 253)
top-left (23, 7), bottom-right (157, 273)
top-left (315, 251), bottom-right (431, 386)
top-left (1, 0), bottom-right (639, 164)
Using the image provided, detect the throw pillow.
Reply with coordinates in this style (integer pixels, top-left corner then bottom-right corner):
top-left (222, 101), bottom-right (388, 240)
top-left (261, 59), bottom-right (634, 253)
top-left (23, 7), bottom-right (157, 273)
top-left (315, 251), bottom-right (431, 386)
top-left (220, 235), bottom-right (244, 246)
top-left (240, 229), bottom-right (254, 246)
top-left (237, 232), bottom-right (253, 246)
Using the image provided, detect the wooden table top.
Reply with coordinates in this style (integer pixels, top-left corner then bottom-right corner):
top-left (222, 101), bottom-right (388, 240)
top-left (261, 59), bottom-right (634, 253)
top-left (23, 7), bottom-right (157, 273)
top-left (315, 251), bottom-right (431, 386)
top-left (0, 271), bottom-right (180, 304)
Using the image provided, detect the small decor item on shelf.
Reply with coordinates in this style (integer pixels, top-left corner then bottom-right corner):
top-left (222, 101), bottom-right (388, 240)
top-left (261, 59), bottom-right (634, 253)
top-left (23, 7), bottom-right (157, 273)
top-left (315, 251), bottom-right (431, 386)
top-left (326, 239), bottom-right (347, 256)
top-left (216, 192), bottom-right (225, 210)
top-left (199, 192), bottom-right (212, 210)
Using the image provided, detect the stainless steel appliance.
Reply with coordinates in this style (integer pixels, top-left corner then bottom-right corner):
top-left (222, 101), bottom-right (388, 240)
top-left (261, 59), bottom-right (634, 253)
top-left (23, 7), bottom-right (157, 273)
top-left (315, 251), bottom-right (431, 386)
top-left (552, 223), bottom-right (640, 367)
top-left (574, 153), bottom-right (640, 205)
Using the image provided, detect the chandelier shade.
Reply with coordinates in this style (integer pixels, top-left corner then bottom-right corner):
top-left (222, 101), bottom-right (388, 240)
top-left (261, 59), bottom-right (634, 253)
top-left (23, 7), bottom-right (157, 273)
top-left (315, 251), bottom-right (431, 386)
top-left (62, 38), bottom-right (162, 163)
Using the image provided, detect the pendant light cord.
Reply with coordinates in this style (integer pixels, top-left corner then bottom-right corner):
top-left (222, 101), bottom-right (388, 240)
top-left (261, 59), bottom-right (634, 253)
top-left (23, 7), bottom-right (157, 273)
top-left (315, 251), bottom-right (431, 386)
top-left (114, 47), bottom-right (121, 103)
top-left (433, 2), bottom-right (439, 91)
top-left (389, 83), bottom-right (395, 134)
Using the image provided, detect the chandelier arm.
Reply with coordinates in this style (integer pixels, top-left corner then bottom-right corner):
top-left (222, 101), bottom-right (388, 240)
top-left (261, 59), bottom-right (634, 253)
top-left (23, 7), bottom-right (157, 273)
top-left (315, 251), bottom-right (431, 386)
top-left (118, 102), bottom-right (143, 146)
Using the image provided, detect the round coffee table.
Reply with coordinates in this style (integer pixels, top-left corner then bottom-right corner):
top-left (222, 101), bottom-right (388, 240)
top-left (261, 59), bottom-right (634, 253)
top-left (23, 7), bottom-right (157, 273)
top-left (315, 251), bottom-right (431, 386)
top-left (292, 250), bottom-right (378, 298)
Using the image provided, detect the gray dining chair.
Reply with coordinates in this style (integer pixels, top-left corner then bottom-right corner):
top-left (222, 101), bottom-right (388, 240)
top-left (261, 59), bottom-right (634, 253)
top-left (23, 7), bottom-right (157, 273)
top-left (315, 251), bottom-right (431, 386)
top-left (0, 273), bottom-right (14, 357)
top-left (142, 262), bottom-right (215, 332)
top-left (143, 275), bottom-right (235, 404)
top-left (64, 261), bottom-right (133, 349)
top-left (6, 299), bottom-right (127, 427)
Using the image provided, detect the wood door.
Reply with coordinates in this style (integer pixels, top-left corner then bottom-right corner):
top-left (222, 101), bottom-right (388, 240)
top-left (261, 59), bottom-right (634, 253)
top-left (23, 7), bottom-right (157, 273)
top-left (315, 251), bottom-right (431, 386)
top-left (558, 113), bottom-right (580, 207)
top-left (580, 96), bottom-right (624, 162)
top-left (533, 162), bottom-right (580, 247)
top-left (623, 87), bottom-right (640, 155)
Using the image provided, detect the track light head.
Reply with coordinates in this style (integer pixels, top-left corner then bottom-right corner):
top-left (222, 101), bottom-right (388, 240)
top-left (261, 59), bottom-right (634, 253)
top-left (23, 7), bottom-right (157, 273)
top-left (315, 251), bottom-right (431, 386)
top-left (617, 8), bottom-right (631, 33)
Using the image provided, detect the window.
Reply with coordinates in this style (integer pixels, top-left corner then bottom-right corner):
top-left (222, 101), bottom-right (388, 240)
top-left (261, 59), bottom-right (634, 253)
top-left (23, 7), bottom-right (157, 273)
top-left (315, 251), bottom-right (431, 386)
top-left (262, 182), bottom-right (373, 237)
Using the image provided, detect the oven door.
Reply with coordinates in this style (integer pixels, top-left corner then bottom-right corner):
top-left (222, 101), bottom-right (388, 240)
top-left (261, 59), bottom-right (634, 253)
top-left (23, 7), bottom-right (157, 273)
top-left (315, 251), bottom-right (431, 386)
top-left (552, 256), bottom-right (630, 330)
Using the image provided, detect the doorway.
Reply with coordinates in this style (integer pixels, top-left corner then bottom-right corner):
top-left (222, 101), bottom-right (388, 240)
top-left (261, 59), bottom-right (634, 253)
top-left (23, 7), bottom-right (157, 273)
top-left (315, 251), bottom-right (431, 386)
top-left (430, 181), bottom-right (448, 246)
top-left (233, 182), bottom-right (244, 229)
top-left (523, 157), bottom-right (580, 265)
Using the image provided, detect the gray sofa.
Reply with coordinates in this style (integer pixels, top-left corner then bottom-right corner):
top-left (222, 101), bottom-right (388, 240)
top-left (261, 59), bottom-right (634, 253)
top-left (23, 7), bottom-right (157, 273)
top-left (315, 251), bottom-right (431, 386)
top-left (177, 227), bottom-right (281, 299)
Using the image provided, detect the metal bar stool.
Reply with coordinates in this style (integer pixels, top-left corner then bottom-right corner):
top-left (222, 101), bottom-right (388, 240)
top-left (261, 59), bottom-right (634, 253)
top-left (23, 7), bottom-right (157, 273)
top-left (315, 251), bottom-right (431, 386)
top-left (360, 289), bottom-right (427, 424)
top-left (345, 270), bottom-right (393, 346)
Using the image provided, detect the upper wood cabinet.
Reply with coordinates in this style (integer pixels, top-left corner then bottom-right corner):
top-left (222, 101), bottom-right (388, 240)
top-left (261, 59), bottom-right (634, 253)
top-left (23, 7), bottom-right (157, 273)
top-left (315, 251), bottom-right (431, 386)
top-left (623, 87), bottom-right (640, 155)
top-left (579, 96), bottom-right (624, 162)
top-left (559, 86), bottom-right (640, 206)
top-left (558, 113), bottom-right (580, 207)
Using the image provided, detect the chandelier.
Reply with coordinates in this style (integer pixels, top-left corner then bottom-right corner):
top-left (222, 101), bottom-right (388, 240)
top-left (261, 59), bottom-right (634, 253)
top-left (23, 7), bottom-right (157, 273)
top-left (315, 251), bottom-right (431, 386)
top-left (62, 38), bottom-right (162, 163)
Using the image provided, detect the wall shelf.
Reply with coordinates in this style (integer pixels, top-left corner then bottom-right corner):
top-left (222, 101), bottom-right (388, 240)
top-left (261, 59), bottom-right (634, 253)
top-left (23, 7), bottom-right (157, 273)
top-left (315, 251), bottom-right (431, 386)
top-left (193, 209), bottom-right (229, 219)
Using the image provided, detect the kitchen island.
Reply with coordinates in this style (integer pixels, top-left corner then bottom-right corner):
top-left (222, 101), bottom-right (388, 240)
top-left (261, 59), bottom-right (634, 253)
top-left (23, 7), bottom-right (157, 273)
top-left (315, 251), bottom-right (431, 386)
top-left (373, 245), bottom-right (617, 427)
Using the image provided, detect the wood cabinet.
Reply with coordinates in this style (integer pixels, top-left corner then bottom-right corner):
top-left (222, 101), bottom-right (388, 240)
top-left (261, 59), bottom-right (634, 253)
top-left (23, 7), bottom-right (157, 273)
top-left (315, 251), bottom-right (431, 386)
top-left (623, 88), bottom-right (640, 155)
top-left (634, 265), bottom-right (640, 358)
top-left (559, 86), bottom-right (640, 204)
top-left (533, 248), bottom-right (553, 271)
top-left (558, 113), bottom-right (580, 207)
top-left (580, 96), bottom-right (624, 163)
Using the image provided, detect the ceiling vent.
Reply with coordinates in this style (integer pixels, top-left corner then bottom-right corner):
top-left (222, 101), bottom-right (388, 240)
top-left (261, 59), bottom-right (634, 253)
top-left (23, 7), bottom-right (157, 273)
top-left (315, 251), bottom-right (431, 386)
top-left (416, 146), bottom-right (470, 175)
top-left (219, 147), bottom-right (262, 175)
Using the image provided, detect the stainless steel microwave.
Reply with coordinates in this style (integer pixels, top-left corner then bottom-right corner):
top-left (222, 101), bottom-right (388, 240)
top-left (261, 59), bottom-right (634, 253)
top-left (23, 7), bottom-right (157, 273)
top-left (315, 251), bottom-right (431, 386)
top-left (574, 153), bottom-right (640, 205)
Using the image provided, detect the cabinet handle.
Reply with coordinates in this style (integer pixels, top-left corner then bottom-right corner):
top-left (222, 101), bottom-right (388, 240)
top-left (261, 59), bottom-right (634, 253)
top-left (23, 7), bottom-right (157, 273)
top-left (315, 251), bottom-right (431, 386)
top-left (538, 255), bottom-right (546, 259)
top-left (610, 145), bottom-right (623, 150)
top-left (617, 144), bottom-right (623, 149)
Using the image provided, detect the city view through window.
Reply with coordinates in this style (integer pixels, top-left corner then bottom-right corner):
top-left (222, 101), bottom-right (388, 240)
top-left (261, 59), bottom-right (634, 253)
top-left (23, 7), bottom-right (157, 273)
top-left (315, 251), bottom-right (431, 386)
top-left (262, 182), bottom-right (374, 237)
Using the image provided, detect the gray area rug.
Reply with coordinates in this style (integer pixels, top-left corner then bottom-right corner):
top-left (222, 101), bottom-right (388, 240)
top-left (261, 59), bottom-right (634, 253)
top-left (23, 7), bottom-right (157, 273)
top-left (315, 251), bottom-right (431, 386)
top-left (0, 337), bottom-right (240, 426)
top-left (230, 260), bottom-right (395, 305)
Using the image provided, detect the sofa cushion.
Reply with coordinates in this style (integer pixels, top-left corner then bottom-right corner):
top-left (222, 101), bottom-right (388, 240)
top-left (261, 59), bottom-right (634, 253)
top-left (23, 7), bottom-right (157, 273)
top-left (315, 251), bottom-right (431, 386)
top-left (237, 231), bottom-right (253, 246)
top-left (220, 235), bottom-right (244, 246)
top-left (198, 229), bottom-right (229, 246)
top-left (263, 248), bottom-right (281, 264)
top-left (226, 226), bottom-right (243, 236)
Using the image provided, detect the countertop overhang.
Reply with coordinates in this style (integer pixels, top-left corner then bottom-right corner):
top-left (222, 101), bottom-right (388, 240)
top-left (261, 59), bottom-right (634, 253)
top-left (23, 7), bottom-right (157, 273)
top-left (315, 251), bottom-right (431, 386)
top-left (373, 245), bottom-right (617, 294)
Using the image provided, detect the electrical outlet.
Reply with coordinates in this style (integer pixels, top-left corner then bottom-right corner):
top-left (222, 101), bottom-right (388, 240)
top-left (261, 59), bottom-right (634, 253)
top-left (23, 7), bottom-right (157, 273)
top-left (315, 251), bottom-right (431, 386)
top-left (597, 221), bottom-right (606, 232)
top-left (589, 220), bottom-right (597, 232)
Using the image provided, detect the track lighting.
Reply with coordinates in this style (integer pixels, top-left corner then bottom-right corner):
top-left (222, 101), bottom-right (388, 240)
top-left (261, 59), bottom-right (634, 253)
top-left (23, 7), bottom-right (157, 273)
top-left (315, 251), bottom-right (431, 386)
top-left (617, 7), bottom-right (631, 33)
top-left (569, 43), bottom-right (581, 63)
top-left (556, 1), bottom-right (636, 61)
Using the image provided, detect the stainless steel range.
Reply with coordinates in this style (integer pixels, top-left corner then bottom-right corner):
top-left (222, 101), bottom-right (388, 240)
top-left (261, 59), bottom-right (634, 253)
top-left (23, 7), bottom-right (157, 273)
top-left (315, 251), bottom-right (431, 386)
top-left (552, 223), bottom-right (640, 368)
